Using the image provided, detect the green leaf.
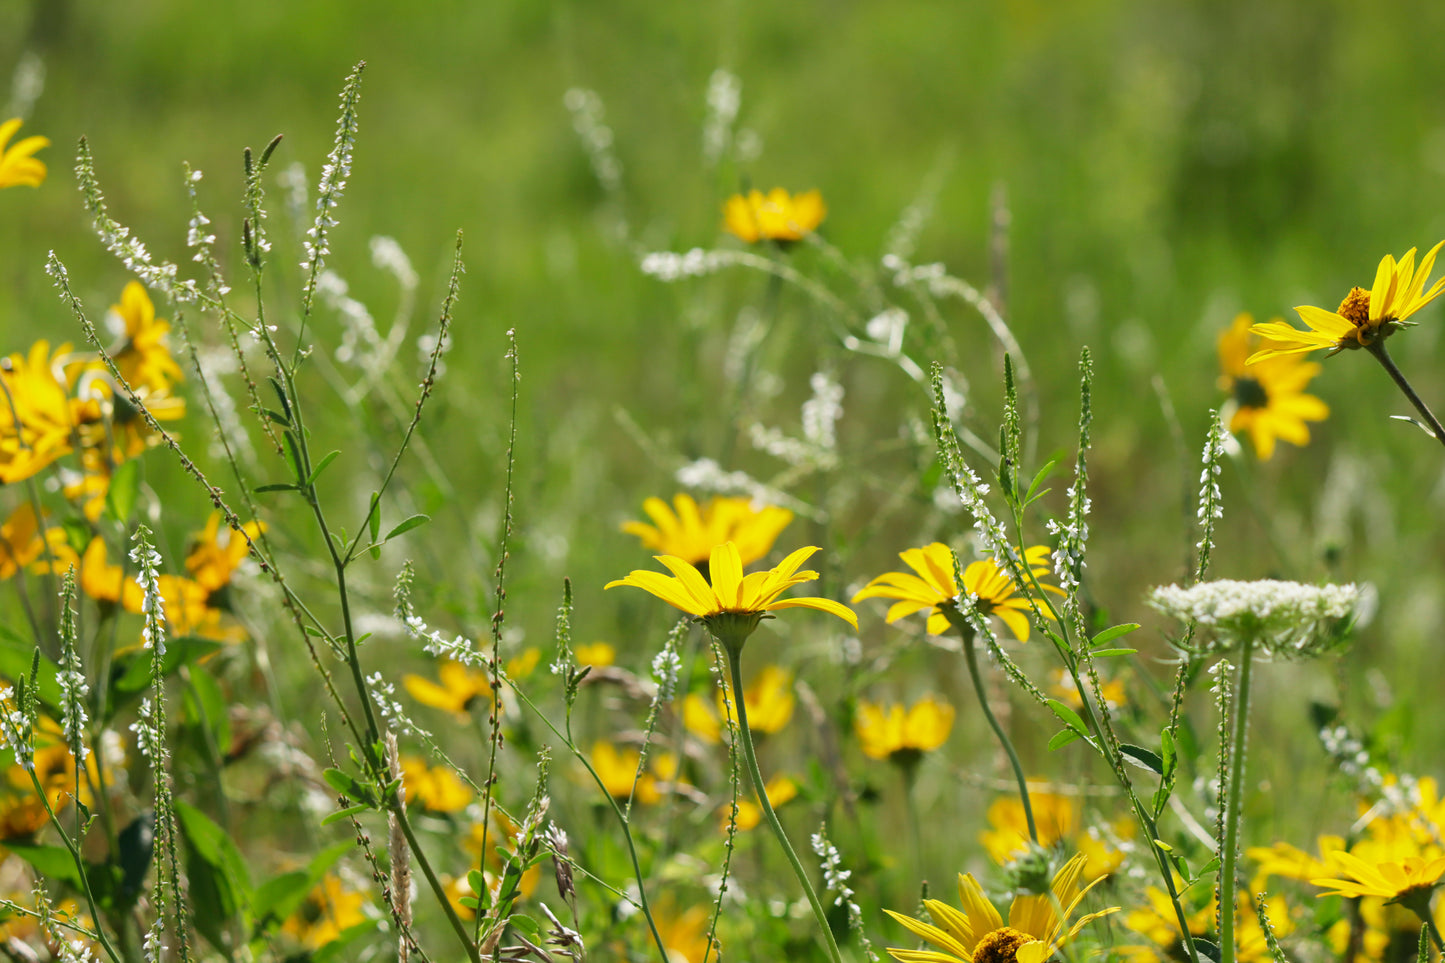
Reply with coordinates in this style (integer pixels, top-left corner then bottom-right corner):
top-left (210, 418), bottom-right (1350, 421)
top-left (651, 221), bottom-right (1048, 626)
top-left (1090, 647), bottom-right (1137, 658)
top-left (1045, 698), bottom-right (1089, 737)
top-left (176, 800), bottom-right (252, 950)
top-left (1120, 743), bottom-right (1165, 775)
top-left (105, 458), bottom-right (141, 522)
top-left (322, 768), bottom-right (375, 807)
top-left (253, 483), bottom-right (297, 494)
top-left (383, 514), bottom-right (431, 542)
top-left (319, 804), bottom-right (371, 826)
top-left (1023, 458), bottom-right (1059, 504)
top-left (306, 450), bottom-right (341, 487)
top-left (110, 637), bottom-right (223, 702)
top-left (4, 843), bottom-right (85, 889)
top-left (117, 813), bottom-right (155, 910)
top-left (184, 664), bottom-right (233, 756)
top-left (509, 914), bottom-right (543, 942)
top-left (261, 407), bottom-right (291, 427)
top-left (1090, 623), bottom-right (1141, 648)
top-left (252, 871), bottom-right (311, 934)
top-left (1047, 728), bottom-right (1082, 751)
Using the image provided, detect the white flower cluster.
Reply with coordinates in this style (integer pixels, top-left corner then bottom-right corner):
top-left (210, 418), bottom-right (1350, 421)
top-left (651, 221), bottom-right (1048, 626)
top-left (318, 269), bottom-right (380, 365)
top-left (367, 672), bottom-right (429, 738)
top-left (1197, 415), bottom-right (1226, 536)
top-left (810, 828), bottom-right (879, 961)
top-left (1149, 579), bottom-right (1361, 657)
top-left (403, 614), bottom-right (489, 670)
top-left (563, 88), bottom-right (622, 194)
top-left (183, 167), bottom-right (223, 285)
top-left (650, 645), bottom-right (681, 703)
top-left (130, 697), bottom-right (160, 761)
top-left (0, 686), bottom-right (32, 773)
top-left (140, 923), bottom-right (166, 963)
top-left (129, 534), bottom-right (167, 656)
top-left (674, 458), bottom-right (799, 512)
top-left (370, 235), bottom-right (418, 290)
top-left (801, 371), bottom-right (844, 451)
top-left (302, 65), bottom-right (363, 280)
top-left (702, 68), bottom-right (741, 165)
top-left (639, 247), bottom-right (729, 282)
top-left (58, 656), bottom-right (91, 766)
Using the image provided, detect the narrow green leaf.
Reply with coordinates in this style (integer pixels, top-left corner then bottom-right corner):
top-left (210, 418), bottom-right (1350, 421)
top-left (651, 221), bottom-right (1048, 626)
top-left (319, 804), bottom-right (371, 827)
top-left (1023, 458), bottom-right (1059, 504)
top-left (305, 450), bottom-right (341, 487)
top-left (1120, 743), bottom-right (1165, 775)
top-left (366, 492), bottom-right (381, 543)
top-left (105, 458), bottom-right (141, 522)
top-left (383, 514), bottom-right (430, 542)
top-left (1090, 647), bottom-right (1138, 658)
top-left (1045, 698), bottom-right (1089, 737)
top-left (1047, 728), bottom-right (1082, 751)
top-left (253, 483), bottom-right (297, 494)
top-left (1090, 623), bottom-right (1141, 648)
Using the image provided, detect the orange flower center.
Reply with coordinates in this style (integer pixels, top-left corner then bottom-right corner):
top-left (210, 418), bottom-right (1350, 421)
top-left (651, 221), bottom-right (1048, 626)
top-left (1336, 287), bottom-right (1371, 327)
top-left (973, 926), bottom-right (1033, 963)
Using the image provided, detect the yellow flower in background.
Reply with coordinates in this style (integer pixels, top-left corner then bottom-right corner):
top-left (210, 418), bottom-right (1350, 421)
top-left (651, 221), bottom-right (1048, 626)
top-left (1312, 852), bottom-right (1445, 902)
top-left (723, 187), bottom-right (826, 244)
top-left (1123, 886), bottom-right (1293, 963)
top-left (727, 774), bottom-right (798, 831)
top-left (574, 641), bottom-right (616, 667)
top-left (980, 790), bottom-right (1129, 882)
top-left (684, 663), bottom-right (796, 745)
top-left (853, 542), bottom-right (1056, 641)
top-left (0, 341), bottom-right (79, 485)
top-left (185, 512), bottom-right (265, 596)
top-left (1048, 669), bottom-right (1127, 712)
top-left (0, 504), bottom-right (72, 580)
top-left (884, 852), bottom-right (1117, 963)
top-left (588, 741), bottom-right (680, 806)
top-left (0, 118), bottom-right (47, 188)
top-left (653, 899), bottom-right (716, 963)
top-left (110, 282), bottom-right (183, 393)
top-left (507, 646), bottom-right (541, 679)
top-left (403, 661), bottom-right (495, 720)
top-left (1250, 241), bottom-right (1445, 358)
top-left (606, 541), bottom-right (857, 630)
top-left (399, 755), bottom-right (473, 813)
top-left (1217, 314), bottom-right (1329, 459)
top-left (79, 537), bottom-right (143, 609)
top-left (854, 695), bottom-right (954, 764)
top-left (622, 493), bottom-right (793, 567)
top-left (281, 875), bottom-right (369, 949)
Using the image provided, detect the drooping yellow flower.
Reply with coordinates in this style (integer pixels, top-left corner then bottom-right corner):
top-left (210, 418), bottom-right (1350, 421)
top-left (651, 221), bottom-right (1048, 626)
top-left (403, 661), bottom-right (495, 720)
top-left (1250, 241), bottom-right (1445, 359)
top-left (726, 774), bottom-right (798, 831)
top-left (1312, 851), bottom-right (1445, 902)
top-left (0, 119), bottom-right (47, 189)
top-left (605, 541), bottom-right (857, 630)
top-left (574, 641), bottom-right (616, 667)
top-left (399, 755), bottom-right (473, 813)
top-left (884, 852), bottom-right (1117, 963)
top-left (683, 663), bottom-right (796, 745)
top-left (622, 493), bottom-right (793, 567)
top-left (979, 789), bottom-right (1129, 882)
top-left (281, 875), bottom-right (370, 949)
top-left (854, 695), bottom-right (954, 764)
top-left (723, 188), bottom-right (826, 244)
top-left (110, 282), bottom-right (183, 393)
top-left (853, 543), bottom-right (1057, 641)
top-left (1217, 313), bottom-right (1329, 459)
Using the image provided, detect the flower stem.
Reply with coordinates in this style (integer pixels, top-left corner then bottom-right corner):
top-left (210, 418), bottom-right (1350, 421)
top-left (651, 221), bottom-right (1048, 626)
top-left (724, 647), bottom-right (845, 963)
top-left (1366, 340), bottom-right (1445, 450)
top-left (1218, 637), bottom-right (1255, 963)
top-left (959, 625), bottom-right (1037, 842)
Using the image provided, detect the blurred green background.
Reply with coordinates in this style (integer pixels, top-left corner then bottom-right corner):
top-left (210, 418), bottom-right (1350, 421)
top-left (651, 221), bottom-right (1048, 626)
top-left (4, 0), bottom-right (1444, 787)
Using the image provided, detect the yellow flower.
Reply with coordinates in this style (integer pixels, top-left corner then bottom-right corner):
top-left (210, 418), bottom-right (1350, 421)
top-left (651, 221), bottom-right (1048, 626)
top-left (683, 664), bottom-right (796, 745)
top-left (1123, 886), bottom-right (1293, 963)
top-left (605, 541), bottom-right (857, 631)
top-left (185, 512), bottom-right (265, 596)
top-left (727, 774), bottom-right (798, 832)
top-left (979, 790), bottom-right (1129, 882)
top-left (1217, 313), bottom-right (1329, 459)
top-left (0, 504), bottom-right (73, 580)
top-left (722, 188), bottom-right (826, 244)
top-left (884, 852), bottom-right (1117, 963)
top-left (0, 340), bottom-right (79, 485)
top-left (399, 755), bottom-right (473, 813)
top-left (78, 537), bottom-right (143, 609)
top-left (0, 119), bottom-right (47, 189)
top-left (110, 282), bottom-right (183, 393)
top-left (281, 875), bottom-right (369, 949)
top-left (506, 646), bottom-right (541, 679)
top-left (853, 543), bottom-right (1057, 641)
top-left (575, 641), bottom-right (616, 667)
top-left (1250, 241), bottom-right (1445, 358)
top-left (854, 695), bottom-right (954, 763)
top-left (622, 493), bottom-right (793, 567)
top-left (653, 899), bottom-right (716, 963)
top-left (403, 661), bottom-right (495, 719)
top-left (1048, 669), bottom-right (1127, 712)
top-left (588, 741), bottom-right (681, 806)
top-left (1312, 851), bottom-right (1445, 902)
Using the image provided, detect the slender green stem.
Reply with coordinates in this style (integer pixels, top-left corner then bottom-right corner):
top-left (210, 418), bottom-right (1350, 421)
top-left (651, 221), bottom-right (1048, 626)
top-left (958, 626), bottom-right (1037, 842)
top-left (30, 771), bottom-right (124, 963)
top-left (1366, 340), bottom-right (1445, 450)
top-left (1218, 639), bottom-right (1255, 963)
top-left (900, 761), bottom-right (924, 881)
top-left (1424, 915), bottom-right (1445, 953)
top-left (724, 647), bottom-right (845, 963)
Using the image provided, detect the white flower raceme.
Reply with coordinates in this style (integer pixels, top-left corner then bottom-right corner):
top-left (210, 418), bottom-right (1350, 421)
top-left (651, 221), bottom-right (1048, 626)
top-left (1148, 579), bottom-right (1362, 657)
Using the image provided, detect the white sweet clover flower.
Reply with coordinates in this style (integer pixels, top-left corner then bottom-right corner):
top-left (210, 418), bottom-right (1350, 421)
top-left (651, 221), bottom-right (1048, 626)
top-left (650, 646), bottom-right (681, 703)
top-left (563, 88), bottom-right (622, 193)
top-left (403, 614), bottom-right (490, 670)
top-left (58, 668), bottom-right (91, 765)
top-left (1149, 579), bottom-right (1361, 658)
top-left (129, 533), bottom-right (167, 657)
top-left (639, 247), bottom-right (729, 281)
top-left (370, 235), bottom-right (418, 289)
top-left (130, 698), bottom-right (160, 761)
top-left (702, 68), bottom-right (741, 164)
top-left (801, 372), bottom-right (844, 451)
top-left (301, 65), bottom-right (363, 281)
top-left (0, 686), bottom-right (32, 773)
top-left (367, 672), bottom-right (429, 738)
top-left (810, 828), bottom-right (879, 961)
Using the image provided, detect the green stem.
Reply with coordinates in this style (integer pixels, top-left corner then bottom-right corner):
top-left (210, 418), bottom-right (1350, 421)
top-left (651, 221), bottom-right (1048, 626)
top-left (1366, 340), bottom-right (1445, 450)
top-left (958, 625), bottom-right (1037, 842)
top-left (1218, 639), bottom-right (1255, 963)
top-left (724, 647), bottom-right (844, 963)
top-left (30, 771), bottom-right (124, 963)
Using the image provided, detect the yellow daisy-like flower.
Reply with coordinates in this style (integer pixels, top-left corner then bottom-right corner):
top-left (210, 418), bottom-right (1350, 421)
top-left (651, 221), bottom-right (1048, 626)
top-left (683, 663), bottom-right (796, 744)
top-left (1312, 851), bottom-right (1445, 902)
top-left (185, 511), bottom-right (265, 597)
top-left (588, 741), bottom-right (680, 806)
top-left (1249, 241), bottom-right (1445, 359)
top-left (884, 852), bottom-right (1117, 963)
top-left (281, 875), bottom-right (370, 949)
top-left (853, 543), bottom-right (1057, 641)
top-left (622, 493), bottom-right (793, 568)
top-left (653, 899), bottom-right (717, 963)
top-left (399, 755), bottom-right (473, 813)
top-left (574, 641), bottom-right (616, 667)
top-left (979, 789), bottom-right (1129, 882)
top-left (0, 118), bottom-right (47, 189)
top-left (854, 695), bottom-right (954, 764)
top-left (0, 340), bottom-right (80, 485)
top-left (110, 281), bottom-right (183, 393)
top-left (1217, 313), bottom-right (1329, 459)
top-left (605, 541), bottom-right (857, 631)
top-left (403, 661), bottom-right (496, 719)
top-left (726, 774), bottom-right (798, 832)
top-left (723, 187), bottom-right (827, 244)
